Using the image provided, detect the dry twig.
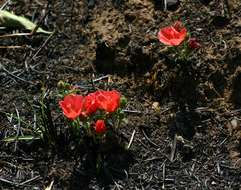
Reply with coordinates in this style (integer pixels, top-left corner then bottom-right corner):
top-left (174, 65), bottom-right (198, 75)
top-left (127, 129), bottom-right (136, 149)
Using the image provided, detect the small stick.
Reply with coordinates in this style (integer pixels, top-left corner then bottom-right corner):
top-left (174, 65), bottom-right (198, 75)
top-left (31, 31), bottom-right (55, 60)
top-left (0, 33), bottom-right (31, 39)
top-left (26, 31), bottom-right (54, 70)
top-left (0, 160), bottom-right (19, 169)
top-left (93, 75), bottom-right (110, 82)
top-left (217, 162), bottom-right (221, 174)
top-left (162, 163), bottom-right (166, 189)
top-left (2, 70), bottom-right (25, 87)
top-left (123, 109), bottom-right (142, 114)
top-left (127, 129), bottom-right (136, 149)
top-left (19, 175), bottom-right (40, 186)
top-left (0, 0), bottom-right (11, 10)
top-left (0, 177), bottom-right (19, 186)
top-left (144, 156), bottom-right (163, 162)
top-left (234, 158), bottom-right (241, 168)
top-left (0, 45), bottom-right (26, 49)
top-left (45, 180), bottom-right (54, 190)
top-left (170, 134), bottom-right (177, 162)
top-left (163, 0), bottom-right (167, 11)
top-left (0, 64), bottom-right (35, 85)
top-left (33, 111), bottom-right (37, 129)
top-left (113, 180), bottom-right (122, 190)
top-left (141, 129), bottom-right (159, 148)
top-left (14, 104), bottom-right (21, 152)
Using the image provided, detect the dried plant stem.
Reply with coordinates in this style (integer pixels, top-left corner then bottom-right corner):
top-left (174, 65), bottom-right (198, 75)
top-left (127, 129), bottom-right (136, 149)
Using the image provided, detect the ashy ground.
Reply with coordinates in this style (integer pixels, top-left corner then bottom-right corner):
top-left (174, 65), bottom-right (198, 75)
top-left (1, 0), bottom-right (241, 189)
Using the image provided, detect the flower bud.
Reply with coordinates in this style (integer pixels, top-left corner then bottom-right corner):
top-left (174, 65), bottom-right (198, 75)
top-left (94, 120), bottom-right (107, 134)
top-left (188, 38), bottom-right (201, 49)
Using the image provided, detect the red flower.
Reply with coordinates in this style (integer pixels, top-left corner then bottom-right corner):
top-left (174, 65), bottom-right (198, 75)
top-left (82, 92), bottom-right (98, 116)
top-left (59, 94), bottom-right (84, 120)
top-left (94, 120), bottom-right (107, 134)
top-left (158, 21), bottom-right (187, 46)
top-left (95, 90), bottom-right (121, 113)
top-left (188, 38), bottom-right (201, 49)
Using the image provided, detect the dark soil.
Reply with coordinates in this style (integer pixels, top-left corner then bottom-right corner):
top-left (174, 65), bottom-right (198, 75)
top-left (1, 0), bottom-right (241, 189)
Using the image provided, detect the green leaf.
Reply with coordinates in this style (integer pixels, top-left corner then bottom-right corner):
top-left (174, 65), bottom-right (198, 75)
top-left (3, 135), bottom-right (41, 142)
top-left (0, 10), bottom-right (52, 34)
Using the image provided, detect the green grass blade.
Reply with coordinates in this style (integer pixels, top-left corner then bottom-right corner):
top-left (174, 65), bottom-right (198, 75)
top-left (0, 10), bottom-right (52, 34)
top-left (3, 135), bottom-right (41, 142)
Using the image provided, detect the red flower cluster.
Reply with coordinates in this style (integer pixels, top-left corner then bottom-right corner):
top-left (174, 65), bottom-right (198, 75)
top-left (59, 90), bottom-right (121, 120)
top-left (158, 21), bottom-right (187, 46)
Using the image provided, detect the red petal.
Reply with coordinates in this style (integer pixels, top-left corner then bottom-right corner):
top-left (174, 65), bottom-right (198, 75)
top-left (83, 93), bottom-right (98, 116)
top-left (94, 90), bottom-right (120, 113)
top-left (59, 94), bottom-right (84, 120)
top-left (158, 22), bottom-right (187, 46)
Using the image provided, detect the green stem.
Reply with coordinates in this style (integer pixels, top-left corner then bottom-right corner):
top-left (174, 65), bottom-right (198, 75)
top-left (96, 153), bottom-right (102, 174)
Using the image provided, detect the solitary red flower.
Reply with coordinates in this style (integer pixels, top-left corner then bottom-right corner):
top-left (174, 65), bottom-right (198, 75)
top-left (59, 94), bottom-right (84, 120)
top-left (82, 92), bottom-right (99, 116)
top-left (188, 38), bottom-right (201, 49)
top-left (95, 90), bottom-right (121, 113)
top-left (94, 120), bottom-right (107, 134)
top-left (158, 21), bottom-right (187, 46)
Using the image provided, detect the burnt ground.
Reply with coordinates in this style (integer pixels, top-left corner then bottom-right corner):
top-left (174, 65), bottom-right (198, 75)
top-left (1, 0), bottom-right (241, 189)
